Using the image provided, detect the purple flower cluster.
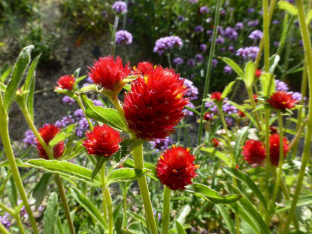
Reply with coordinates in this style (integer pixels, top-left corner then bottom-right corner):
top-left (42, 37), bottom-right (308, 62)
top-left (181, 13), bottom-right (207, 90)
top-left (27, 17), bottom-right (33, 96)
top-left (184, 79), bottom-right (199, 100)
top-left (249, 30), bottom-right (263, 40)
top-left (224, 65), bottom-right (232, 74)
top-left (188, 0), bottom-right (198, 3)
top-left (199, 6), bottom-right (209, 14)
top-left (183, 103), bottom-right (195, 116)
top-left (235, 22), bottom-right (244, 30)
top-left (275, 80), bottom-right (289, 91)
top-left (206, 98), bottom-right (237, 115)
top-left (247, 8), bottom-right (255, 13)
top-left (200, 44), bottom-right (207, 52)
top-left (153, 36), bottom-right (183, 55)
top-left (195, 25), bottom-right (204, 32)
top-left (62, 96), bottom-right (75, 105)
top-left (150, 137), bottom-right (173, 152)
top-left (112, 1), bottom-right (127, 14)
top-left (212, 59), bottom-right (218, 67)
top-left (23, 129), bottom-right (36, 147)
top-left (93, 99), bottom-right (104, 107)
top-left (177, 16), bottom-right (185, 21)
top-left (224, 27), bottom-right (238, 40)
top-left (195, 54), bottom-right (204, 62)
top-left (0, 213), bottom-right (11, 230)
top-left (215, 37), bottom-right (225, 44)
top-left (247, 19), bottom-right (259, 27)
top-left (236, 46), bottom-right (260, 60)
top-left (115, 30), bottom-right (133, 45)
top-left (55, 115), bottom-right (75, 128)
top-left (187, 59), bottom-right (196, 66)
top-left (173, 57), bottom-right (184, 65)
top-left (289, 92), bottom-right (304, 102)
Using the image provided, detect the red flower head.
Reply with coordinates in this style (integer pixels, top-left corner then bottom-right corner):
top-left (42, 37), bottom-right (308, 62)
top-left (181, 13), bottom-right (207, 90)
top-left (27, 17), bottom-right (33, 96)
top-left (56, 75), bottom-right (75, 90)
top-left (88, 56), bottom-right (131, 91)
top-left (270, 126), bottom-right (278, 134)
top-left (36, 124), bottom-right (64, 160)
top-left (253, 94), bottom-right (258, 103)
top-left (211, 92), bottom-right (223, 102)
top-left (83, 125), bottom-right (121, 157)
top-left (132, 62), bottom-right (154, 76)
top-left (237, 110), bottom-right (246, 118)
top-left (266, 91), bottom-right (297, 112)
top-left (212, 138), bottom-right (220, 147)
top-left (255, 69), bottom-right (262, 78)
top-left (156, 146), bottom-right (198, 190)
top-left (123, 66), bottom-right (189, 140)
top-left (242, 140), bottom-right (266, 166)
top-left (204, 112), bottom-right (213, 121)
top-left (269, 134), bottom-right (289, 166)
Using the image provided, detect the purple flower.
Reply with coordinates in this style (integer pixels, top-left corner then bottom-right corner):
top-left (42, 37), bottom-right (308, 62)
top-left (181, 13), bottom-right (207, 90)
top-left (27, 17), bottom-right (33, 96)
top-left (217, 26), bottom-right (224, 35)
top-left (86, 76), bottom-right (94, 83)
top-left (220, 9), bottom-right (226, 15)
top-left (187, 59), bottom-right (196, 66)
top-left (219, 47), bottom-right (226, 53)
top-left (150, 137), bottom-right (173, 152)
top-left (177, 16), bottom-right (185, 21)
top-left (62, 115), bottom-right (75, 125)
top-left (153, 36), bottom-right (183, 55)
top-left (206, 30), bottom-right (213, 35)
top-left (229, 7), bottom-right (234, 12)
top-left (199, 229), bottom-right (208, 234)
top-left (183, 103), bottom-right (195, 116)
top-left (191, 227), bottom-right (197, 233)
top-left (223, 102), bottom-right (237, 114)
top-left (200, 44), bottom-right (207, 52)
top-left (228, 46), bottom-right (235, 53)
top-left (78, 118), bottom-right (89, 130)
top-left (157, 213), bottom-right (162, 222)
top-left (247, 8), bottom-right (255, 13)
top-left (62, 96), bottom-right (75, 105)
top-left (216, 37), bottom-right (225, 44)
top-left (274, 41), bottom-right (280, 47)
top-left (247, 19), bottom-right (259, 27)
top-left (184, 79), bottom-right (199, 100)
top-left (55, 120), bottom-right (65, 128)
top-left (112, 1), bottom-right (127, 14)
top-left (249, 30), bottom-right (263, 40)
top-left (206, 17), bottom-right (212, 23)
top-left (195, 54), bottom-right (204, 62)
top-left (188, 0), bottom-right (198, 3)
top-left (93, 100), bottom-right (104, 107)
top-left (173, 57), bottom-right (184, 65)
top-left (23, 129), bottom-right (36, 147)
top-left (115, 30), bottom-right (133, 45)
top-left (288, 92), bottom-right (304, 102)
top-left (225, 117), bottom-right (233, 126)
top-left (205, 101), bottom-right (218, 114)
top-left (128, 19), bottom-right (134, 25)
top-left (199, 6), bottom-right (209, 14)
top-left (287, 0), bottom-right (295, 2)
top-left (212, 59), bottom-right (218, 67)
top-left (224, 27), bottom-right (238, 40)
top-left (195, 25), bottom-right (204, 32)
top-left (298, 40), bottom-right (303, 47)
top-left (0, 213), bottom-right (11, 230)
top-left (224, 65), bottom-right (232, 74)
top-left (236, 46), bottom-right (260, 60)
top-left (272, 20), bottom-right (279, 25)
top-left (128, 0), bottom-right (135, 5)
top-left (76, 127), bottom-right (84, 137)
top-left (74, 109), bottom-right (84, 119)
top-left (275, 80), bottom-right (289, 91)
top-left (235, 22), bottom-right (244, 30)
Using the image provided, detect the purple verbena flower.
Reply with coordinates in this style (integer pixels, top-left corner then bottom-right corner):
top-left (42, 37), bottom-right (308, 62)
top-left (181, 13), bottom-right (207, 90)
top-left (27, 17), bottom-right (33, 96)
top-left (216, 37), bottom-right (225, 44)
top-left (195, 54), bottom-right (204, 63)
top-left (187, 59), bottom-right (196, 66)
top-left (0, 213), bottom-right (11, 230)
top-left (249, 30), bottom-right (263, 40)
top-left (219, 47), bottom-right (226, 53)
top-left (247, 8), bottom-right (255, 13)
top-left (224, 65), bottom-right (232, 74)
top-left (205, 101), bottom-right (218, 114)
top-left (61, 115), bottom-right (75, 126)
top-left (220, 9), bottom-right (226, 15)
top-left (274, 41), bottom-right (280, 47)
top-left (224, 27), bottom-right (238, 40)
top-left (236, 46), bottom-right (260, 60)
top-left (101, 11), bottom-right (108, 17)
top-left (206, 30), bottom-right (213, 35)
top-left (112, 1), bottom-right (127, 14)
top-left (183, 103), bottom-right (195, 116)
top-left (272, 20), bottom-right (279, 25)
top-left (150, 137), bottom-right (173, 152)
top-left (188, 0), bottom-right (198, 3)
top-left (115, 30), bottom-right (133, 45)
top-left (206, 17), bottom-right (212, 23)
top-left (23, 129), bottom-right (36, 147)
top-left (225, 117), bottom-right (233, 126)
top-left (212, 59), bottom-right (218, 67)
top-left (173, 57), bottom-right (184, 65)
top-left (235, 22), bottom-right (244, 30)
top-left (55, 120), bottom-right (65, 128)
top-left (62, 96), bottom-right (75, 105)
top-left (199, 6), bottom-right (209, 14)
top-left (200, 44), bottom-right (207, 52)
top-left (228, 46), bottom-right (235, 53)
top-left (153, 36), bottom-right (183, 55)
top-left (74, 109), bottom-right (84, 120)
top-left (184, 79), bottom-right (199, 100)
top-left (288, 92), bottom-right (304, 102)
top-left (78, 117), bottom-right (89, 130)
top-left (93, 99), bottom-right (104, 107)
top-left (177, 16), bottom-right (185, 21)
top-left (275, 80), bottom-right (289, 91)
top-left (223, 101), bottom-right (238, 114)
top-left (86, 76), bottom-right (94, 83)
top-left (195, 25), bottom-right (204, 32)
top-left (247, 19), bottom-right (259, 27)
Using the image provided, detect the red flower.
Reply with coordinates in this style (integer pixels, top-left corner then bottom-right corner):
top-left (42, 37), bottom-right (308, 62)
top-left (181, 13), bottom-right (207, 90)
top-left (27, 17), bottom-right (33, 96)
top-left (83, 125), bottom-right (121, 157)
top-left (56, 75), bottom-right (75, 90)
top-left (123, 66), bottom-right (189, 140)
top-left (270, 126), bottom-right (278, 134)
top-left (88, 56), bottom-right (131, 91)
top-left (156, 146), bottom-right (198, 190)
top-left (211, 92), bottom-right (222, 102)
top-left (266, 91), bottom-right (297, 111)
top-left (204, 112), bottom-right (213, 121)
top-left (242, 140), bottom-right (266, 166)
top-left (212, 138), bottom-right (219, 147)
top-left (132, 62), bottom-right (154, 76)
top-left (255, 69), bottom-right (262, 78)
top-left (253, 94), bottom-right (258, 103)
top-left (237, 110), bottom-right (246, 118)
top-left (36, 124), bottom-right (64, 160)
top-left (269, 134), bottom-right (289, 166)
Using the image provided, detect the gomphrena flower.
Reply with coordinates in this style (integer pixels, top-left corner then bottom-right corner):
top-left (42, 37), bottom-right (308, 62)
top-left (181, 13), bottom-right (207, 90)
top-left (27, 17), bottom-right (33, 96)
top-left (123, 66), bottom-right (189, 140)
top-left (36, 124), bottom-right (64, 160)
top-left (88, 55), bottom-right (131, 91)
top-left (242, 140), bottom-right (266, 167)
top-left (255, 69), bottom-right (262, 78)
top-left (173, 57), bottom-right (184, 65)
top-left (115, 30), bottom-right (133, 45)
top-left (249, 30), bottom-right (263, 40)
top-left (153, 36), bottom-right (183, 55)
top-left (199, 6), bottom-right (209, 14)
top-left (112, 1), bottom-right (127, 14)
top-left (56, 75), bottom-right (75, 90)
top-left (156, 146), bottom-right (198, 190)
top-left (266, 91), bottom-right (297, 111)
top-left (132, 62), bottom-right (154, 76)
top-left (269, 134), bottom-right (289, 166)
top-left (211, 92), bottom-right (223, 102)
top-left (204, 112), bottom-right (213, 121)
top-left (236, 46), bottom-right (260, 60)
top-left (83, 125), bottom-right (121, 157)
top-left (212, 138), bottom-right (220, 147)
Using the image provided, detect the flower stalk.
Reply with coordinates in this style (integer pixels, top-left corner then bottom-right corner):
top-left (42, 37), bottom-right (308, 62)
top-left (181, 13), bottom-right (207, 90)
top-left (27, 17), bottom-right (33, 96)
top-left (162, 186), bottom-right (171, 234)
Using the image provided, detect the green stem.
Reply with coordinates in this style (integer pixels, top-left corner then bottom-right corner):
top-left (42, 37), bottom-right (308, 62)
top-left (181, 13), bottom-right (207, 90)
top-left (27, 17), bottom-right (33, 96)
top-left (264, 110), bottom-right (271, 225)
top-left (122, 184), bottom-right (128, 227)
top-left (101, 164), bottom-right (108, 226)
top-left (104, 188), bottom-right (114, 234)
top-left (281, 28), bottom-right (293, 81)
top-left (54, 174), bottom-right (76, 234)
top-left (15, 214), bottom-right (26, 234)
top-left (263, 0), bottom-right (270, 72)
top-left (131, 144), bottom-right (158, 234)
top-left (0, 202), bottom-right (15, 216)
top-left (283, 0), bottom-right (312, 232)
top-left (75, 96), bottom-right (94, 131)
top-left (111, 15), bottom-right (119, 57)
top-left (167, 53), bottom-right (172, 68)
top-left (247, 87), bottom-right (262, 130)
top-left (0, 223), bottom-right (10, 234)
top-left (197, 0), bottom-right (222, 145)
top-left (0, 95), bottom-right (39, 234)
top-left (162, 186), bottom-right (171, 234)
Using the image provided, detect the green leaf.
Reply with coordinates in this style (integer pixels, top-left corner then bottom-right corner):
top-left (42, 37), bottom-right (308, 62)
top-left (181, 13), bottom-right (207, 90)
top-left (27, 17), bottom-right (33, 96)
top-left (91, 156), bottom-right (110, 181)
top-left (49, 124), bottom-right (77, 147)
top-left (221, 81), bottom-right (236, 99)
top-left (43, 192), bottom-right (59, 234)
top-left (176, 205), bottom-right (191, 225)
top-left (114, 203), bottom-right (124, 234)
top-left (226, 100), bottom-right (258, 128)
top-left (27, 74), bottom-right (36, 121)
top-left (32, 173), bottom-right (52, 210)
top-left (74, 75), bottom-right (87, 86)
top-left (260, 73), bottom-right (275, 96)
top-left (80, 94), bottom-right (127, 131)
top-left (278, 1), bottom-right (298, 15)
top-left (0, 65), bottom-right (12, 83)
top-left (0, 82), bottom-right (6, 92)
top-left (76, 84), bottom-right (97, 93)
top-left (123, 159), bottom-right (158, 180)
top-left (215, 204), bottom-right (235, 234)
top-left (306, 10), bottom-right (312, 24)
top-left (244, 61), bottom-right (255, 88)
top-left (3, 45), bottom-right (33, 110)
top-left (73, 68), bottom-right (81, 79)
top-left (186, 183), bottom-right (241, 204)
top-left (223, 167), bottom-right (267, 209)
top-left (221, 57), bottom-right (245, 78)
top-left (127, 211), bottom-right (147, 227)
top-left (269, 54), bottom-right (280, 74)
top-left (275, 195), bottom-right (312, 213)
top-left (70, 187), bottom-right (107, 230)
top-left (0, 158), bottom-right (29, 168)
top-left (23, 54), bottom-right (40, 94)
top-left (106, 168), bottom-right (149, 187)
top-left (122, 222), bottom-right (151, 234)
top-left (201, 148), bottom-right (231, 166)
top-left (7, 175), bottom-right (18, 207)
top-left (111, 139), bottom-right (145, 168)
top-left (233, 126), bottom-right (249, 161)
top-left (175, 221), bottom-right (187, 234)
top-left (56, 217), bottom-right (65, 234)
top-left (26, 159), bottom-right (101, 187)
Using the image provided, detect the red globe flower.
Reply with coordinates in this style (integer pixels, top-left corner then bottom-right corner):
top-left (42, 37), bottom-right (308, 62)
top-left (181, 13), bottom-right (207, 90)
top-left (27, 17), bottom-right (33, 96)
top-left (212, 138), bottom-right (219, 147)
top-left (36, 124), bottom-right (64, 160)
top-left (269, 134), bottom-right (289, 166)
top-left (123, 66), bottom-right (189, 140)
top-left (237, 110), bottom-right (246, 118)
top-left (255, 69), bottom-right (262, 78)
top-left (242, 140), bottom-right (266, 166)
top-left (156, 146), bottom-right (198, 190)
top-left (211, 92), bottom-right (223, 102)
top-left (83, 125), bottom-right (121, 157)
top-left (266, 91), bottom-right (297, 111)
top-left (88, 56), bottom-right (131, 91)
top-left (56, 75), bottom-right (75, 90)
top-left (204, 112), bottom-right (213, 121)
top-left (253, 94), bottom-right (258, 103)
top-left (270, 126), bottom-right (278, 134)
top-left (132, 62), bottom-right (154, 76)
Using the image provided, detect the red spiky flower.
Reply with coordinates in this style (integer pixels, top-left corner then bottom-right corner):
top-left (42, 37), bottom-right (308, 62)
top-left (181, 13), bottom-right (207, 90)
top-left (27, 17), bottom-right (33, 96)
top-left (123, 66), bottom-right (189, 140)
top-left (266, 91), bottom-right (297, 112)
top-left (83, 125), bottom-right (121, 157)
top-left (253, 94), bottom-right (258, 103)
top-left (36, 124), bottom-right (64, 160)
top-left (269, 134), bottom-right (289, 166)
top-left (237, 110), bottom-right (246, 118)
top-left (270, 126), bottom-right (278, 134)
top-left (211, 92), bottom-right (223, 102)
top-left (56, 75), bottom-right (75, 90)
top-left (132, 62), bottom-right (154, 76)
top-left (88, 56), bottom-right (131, 91)
top-left (255, 69), bottom-right (262, 78)
top-left (204, 112), bottom-right (213, 121)
top-left (212, 138), bottom-right (220, 147)
top-left (156, 146), bottom-right (198, 190)
top-left (242, 140), bottom-right (266, 166)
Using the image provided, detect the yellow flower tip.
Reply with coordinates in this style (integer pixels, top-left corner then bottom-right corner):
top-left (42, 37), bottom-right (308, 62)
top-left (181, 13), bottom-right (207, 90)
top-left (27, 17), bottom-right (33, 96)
top-left (133, 66), bottom-right (137, 70)
top-left (195, 165), bottom-right (200, 168)
top-left (160, 156), bottom-right (164, 160)
top-left (187, 148), bottom-right (191, 152)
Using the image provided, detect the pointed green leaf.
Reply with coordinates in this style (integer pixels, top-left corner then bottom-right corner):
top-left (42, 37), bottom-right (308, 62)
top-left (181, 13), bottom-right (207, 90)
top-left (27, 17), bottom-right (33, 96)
top-left (121, 222), bottom-right (150, 234)
top-left (32, 173), bottom-right (52, 210)
top-left (123, 159), bottom-right (158, 180)
top-left (27, 75), bottom-right (35, 121)
top-left (260, 73), bottom-right (275, 96)
top-left (23, 54), bottom-right (40, 93)
top-left (106, 168), bottom-right (149, 187)
top-left (74, 75), bottom-right (87, 86)
top-left (91, 156), bottom-right (110, 181)
top-left (175, 221), bottom-right (187, 234)
top-left (275, 195), bottom-right (312, 213)
top-left (278, 1), bottom-right (298, 15)
top-left (73, 68), bottom-right (81, 79)
top-left (127, 211), bottom-right (147, 227)
top-left (201, 148), bottom-right (231, 166)
top-left (221, 81), bottom-right (236, 99)
top-left (233, 126), bottom-right (249, 161)
top-left (0, 65), bottom-right (12, 83)
top-left (221, 57), bottom-right (245, 78)
top-left (3, 45), bottom-right (33, 110)
top-left (244, 61), bottom-right (255, 88)
top-left (215, 204), bottom-right (235, 234)
top-left (49, 124), bottom-right (77, 147)
top-left (7, 176), bottom-right (18, 208)
top-left (0, 82), bottom-right (6, 92)
top-left (43, 192), bottom-right (59, 234)
top-left (269, 54), bottom-right (280, 74)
